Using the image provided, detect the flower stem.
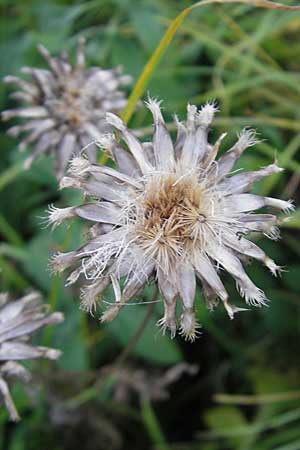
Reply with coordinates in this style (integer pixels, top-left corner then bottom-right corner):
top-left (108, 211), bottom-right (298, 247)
top-left (141, 398), bottom-right (170, 450)
top-left (114, 299), bottom-right (155, 369)
top-left (65, 292), bottom-right (158, 409)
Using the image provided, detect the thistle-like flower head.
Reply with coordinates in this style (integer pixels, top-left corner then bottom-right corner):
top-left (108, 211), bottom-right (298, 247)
top-left (49, 100), bottom-right (293, 341)
top-left (2, 38), bottom-right (131, 178)
top-left (0, 291), bottom-right (64, 421)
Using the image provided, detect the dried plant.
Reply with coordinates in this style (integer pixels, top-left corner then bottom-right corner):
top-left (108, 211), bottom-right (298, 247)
top-left (0, 291), bottom-right (64, 421)
top-left (2, 38), bottom-right (131, 178)
top-left (44, 362), bottom-right (197, 450)
top-left (113, 363), bottom-right (198, 402)
top-left (49, 100), bottom-right (293, 341)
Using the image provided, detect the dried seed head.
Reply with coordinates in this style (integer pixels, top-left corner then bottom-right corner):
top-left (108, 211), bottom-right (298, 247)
top-left (2, 39), bottom-right (131, 179)
top-left (0, 291), bottom-right (64, 421)
top-left (49, 100), bottom-right (292, 341)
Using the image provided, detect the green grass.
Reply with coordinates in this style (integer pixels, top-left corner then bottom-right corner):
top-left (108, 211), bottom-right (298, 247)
top-left (1, 0), bottom-right (300, 449)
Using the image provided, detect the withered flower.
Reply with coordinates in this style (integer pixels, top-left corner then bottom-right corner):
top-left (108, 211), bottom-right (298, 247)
top-left (113, 363), bottom-right (198, 402)
top-left (49, 100), bottom-right (293, 341)
top-left (0, 291), bottom-right (64, 421)
top-left (2, 38), bottom-right (131, 178)
top-left (46, 362), bottom-right (197, 450)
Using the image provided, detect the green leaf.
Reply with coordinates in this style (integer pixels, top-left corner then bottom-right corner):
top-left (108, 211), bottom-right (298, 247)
top-left (204, 405), bottom-right (248, 447)
top-left (205, 405), bottom-right (247, 429)
top-left (22, 222), bottom-right (84, 291)
top-left (56, 308), bottom-right (89, 371)
top-left (130, 7), bottom-right (164, 52)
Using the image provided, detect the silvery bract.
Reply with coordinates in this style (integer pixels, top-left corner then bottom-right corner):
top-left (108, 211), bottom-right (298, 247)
top-left (0, 291), bottom-right (64, 421)
top-left (2, 38), bottom-right (131, 178)
top-left (49, 100), bottom-right (293, 341)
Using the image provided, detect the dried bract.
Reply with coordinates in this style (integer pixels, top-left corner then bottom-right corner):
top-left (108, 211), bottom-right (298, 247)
top-left (2, 38), bottom-right (131, 178)
top-left (0, 291), bottom-right (64, 421)
top-left (49, 100), bottom-right (293, 341)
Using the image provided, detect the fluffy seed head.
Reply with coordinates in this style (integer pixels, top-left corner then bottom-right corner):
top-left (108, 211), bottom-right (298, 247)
top-left (2, 38), bottom-right (131, 179)
top-left (49, 100), bottom-right (292, 341)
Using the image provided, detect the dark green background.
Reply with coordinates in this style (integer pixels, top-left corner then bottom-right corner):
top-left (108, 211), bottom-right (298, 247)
top-left (1, 0), bottom-right (300, 449)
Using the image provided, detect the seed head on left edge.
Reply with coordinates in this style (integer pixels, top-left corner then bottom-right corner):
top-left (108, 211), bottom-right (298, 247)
top-left (2, 38), bottom-right (131, 179)
top-left (0, 291), bottom-right (64, 421)
top-left (48, 99), bottom-right (293, 342)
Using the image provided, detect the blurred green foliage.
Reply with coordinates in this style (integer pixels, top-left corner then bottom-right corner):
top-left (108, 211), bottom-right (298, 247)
top-left (1, 0), bottom-right (300, 449)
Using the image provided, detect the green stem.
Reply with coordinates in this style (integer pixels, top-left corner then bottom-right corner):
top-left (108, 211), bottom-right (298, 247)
top-left (66, 300), bottom-right (156, 409)
top-left (141, 398), bottom-right (170, 450)
top-left (114, 300), bottom-right (155, 368)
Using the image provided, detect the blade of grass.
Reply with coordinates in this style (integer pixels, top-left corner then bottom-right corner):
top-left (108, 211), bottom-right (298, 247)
top-left (259, 426), bottom-right (300, 450)
top-left (192, 72), bottom-right (300, 103)
top-left (273, 439), bottom-right (300, 450)
top-left (121, 0), bottom-right (300, 125)
top-left (196, 407), bottom-right (300, 439)
top-left (167, 18), bottom-right (279, 78)
top-left (141, 398), bottom-right (170, 450)
top-left (256, 142), bottom-right (300, 173)
top-left (99, 0), bottom-right (300, 165)
top-left (215, 391), bottom-right (300, 405)
top-left (217, 9), bottom-right (280, 69)
top-left (260, 133), bottom-right (300, 196)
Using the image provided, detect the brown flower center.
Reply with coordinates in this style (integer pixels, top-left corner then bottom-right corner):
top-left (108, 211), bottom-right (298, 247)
top-left (134, 173), bottom-right (209, 261)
